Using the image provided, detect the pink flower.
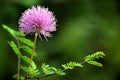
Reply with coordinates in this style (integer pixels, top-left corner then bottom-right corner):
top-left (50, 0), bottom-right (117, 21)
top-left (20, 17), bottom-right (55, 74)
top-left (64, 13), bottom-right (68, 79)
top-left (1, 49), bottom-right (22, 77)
top-left (19, 6), bottom-right (56, 39)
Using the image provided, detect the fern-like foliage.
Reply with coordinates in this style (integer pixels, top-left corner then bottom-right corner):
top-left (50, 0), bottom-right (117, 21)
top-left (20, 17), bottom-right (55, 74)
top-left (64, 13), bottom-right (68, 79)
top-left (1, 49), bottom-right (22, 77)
top-left (84, 51), bottom-right (105, 61)
top-left (2, 24), bottom-right (105, 80)
top-left (84, 51), bottom-right (105, 67)
top-left (42, 63), bottom-right (66, 76)
top-left (2, 25), bottom-right (40, 79)
top-left (62, 62), bottom-right (83, 70)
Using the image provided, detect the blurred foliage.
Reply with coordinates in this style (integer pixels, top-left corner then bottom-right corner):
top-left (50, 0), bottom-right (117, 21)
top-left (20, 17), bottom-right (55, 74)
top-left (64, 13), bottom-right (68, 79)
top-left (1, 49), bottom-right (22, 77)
top-left (0, 0), bottom-right (120, 80)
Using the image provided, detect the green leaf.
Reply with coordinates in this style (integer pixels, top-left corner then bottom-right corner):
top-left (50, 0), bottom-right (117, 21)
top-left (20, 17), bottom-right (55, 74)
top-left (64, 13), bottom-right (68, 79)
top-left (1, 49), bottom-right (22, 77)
top-left (13, 74), bottom-right (18, 79)
top-left (19, 38), bottom-right (34, 48)
top-left (20, 76), bottom-right (25, 80)
top-left (8, 41), bottom-right (22, 56)
top-left (56, 69), bottom-right (66, 76)
top-left (21, 56), bottom-right (30, 64)
top-left (21, 66), bottom-right (29, 73)
top-left (21, 46), bottom-right (37, 56)
top-left (21, 56), bottom-right (36, 69)
top-left (87, 61), bottom-right (103, 67)
top-left (41, 63), bottom-right (66, 76)
top-left (41, 63), bottom-right (55, 75)
top-left (17, 31), bottom-right (25, 37)
top-left (84, 51), bottom-right (105, 61)
top-left (91, 51), bottom-right (105, 59)
top-left (62, 62), bottom-right (83, 70)
top-left (29, 67), bottom-right (40, 76)
top-left (21, 66), bottom-right (40, 76)
top-left (2, 24), bottom-right (17, 38)
top-left (2, 24), bottom-right (25, 38)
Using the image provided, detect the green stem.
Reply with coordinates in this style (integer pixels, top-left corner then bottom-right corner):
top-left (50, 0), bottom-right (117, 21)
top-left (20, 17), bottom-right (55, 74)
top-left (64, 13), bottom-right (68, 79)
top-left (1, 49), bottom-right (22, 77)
top-left (17, 57), bottom-right (20, 80)
top-left (30, 32), bottom-right (38, 66)
top-left (17, 39), bottom-right (20, 80)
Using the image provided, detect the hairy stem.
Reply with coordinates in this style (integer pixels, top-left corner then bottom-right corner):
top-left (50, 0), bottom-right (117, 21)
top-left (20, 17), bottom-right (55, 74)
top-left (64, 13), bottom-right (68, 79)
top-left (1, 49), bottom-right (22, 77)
top-left (17, 39), bottom-right (20, 80)
top-left (30, 32), bottom-right (38, 66)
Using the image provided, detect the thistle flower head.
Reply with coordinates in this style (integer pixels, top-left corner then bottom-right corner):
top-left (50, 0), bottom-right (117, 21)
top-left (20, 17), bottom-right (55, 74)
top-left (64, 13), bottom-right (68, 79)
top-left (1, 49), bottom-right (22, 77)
top-left (19, 6), bottom-right (56, 39)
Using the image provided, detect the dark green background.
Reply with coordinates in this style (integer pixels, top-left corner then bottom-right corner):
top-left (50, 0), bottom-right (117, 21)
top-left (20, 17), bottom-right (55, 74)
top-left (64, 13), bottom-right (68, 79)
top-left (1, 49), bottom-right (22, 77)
top-left (0, 0), bottom-right (120, 80)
